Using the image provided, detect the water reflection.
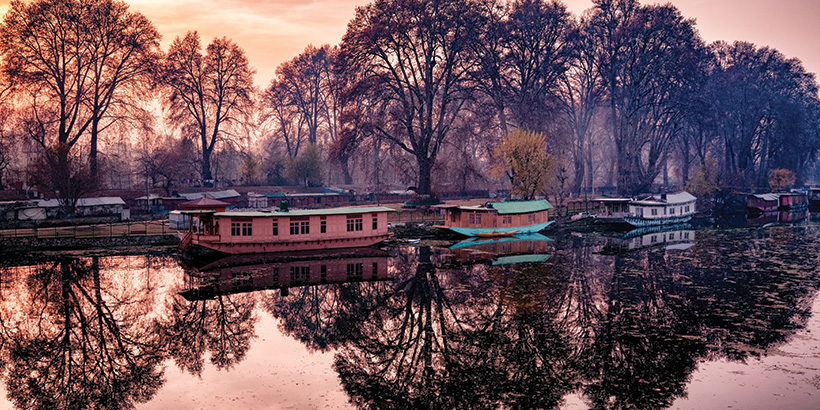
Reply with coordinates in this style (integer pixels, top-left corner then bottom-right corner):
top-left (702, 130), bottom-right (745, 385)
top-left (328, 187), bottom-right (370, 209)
top-left (0, 257), bottom-right (164, 410)
top-left (0, 225), bottom-right (817, 409)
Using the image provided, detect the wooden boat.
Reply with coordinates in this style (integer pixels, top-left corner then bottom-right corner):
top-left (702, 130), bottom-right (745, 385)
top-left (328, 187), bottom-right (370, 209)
top-left (747, 193), bottom-right (780, 213)
top-left (434, 199), bottom-right (553, 237)
top-left (777, 191), bottom-right (808, 211)
top-left (474, 229), bottom-right (519, 238)
top-left (623, 192), bottom-right (697, 227)
top-left (181, 205), bottom-right (393, 255)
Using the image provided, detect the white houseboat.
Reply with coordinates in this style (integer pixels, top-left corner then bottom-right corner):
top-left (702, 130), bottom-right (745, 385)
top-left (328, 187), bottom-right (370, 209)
top-left (624, 192), bottom-right (697, 227)
top-left (180, 206), bottom-right (393, 255)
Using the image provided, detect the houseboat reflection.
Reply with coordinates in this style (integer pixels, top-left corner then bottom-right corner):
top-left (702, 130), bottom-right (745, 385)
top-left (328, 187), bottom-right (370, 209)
top-left (180, 248), bottom-right (392, 300)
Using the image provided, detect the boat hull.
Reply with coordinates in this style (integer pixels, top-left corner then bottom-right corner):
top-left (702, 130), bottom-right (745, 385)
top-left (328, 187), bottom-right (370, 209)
top-left (191, 233), bottom-right (393, 255)
top-left (623, 215), bottom-right (692, 227)
top-left (446, 221), bottom-right (553, 237)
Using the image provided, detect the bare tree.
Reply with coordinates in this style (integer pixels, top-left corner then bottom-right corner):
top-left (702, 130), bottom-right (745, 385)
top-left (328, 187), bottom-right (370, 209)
top-left (0, 0), bottom-right (96, 202)
top-left (160, 31), bottom-right (254, 187)
top-left (340, 0), bottom-right (482, 196)
top-left (83, 0), bottom-right (161, 179)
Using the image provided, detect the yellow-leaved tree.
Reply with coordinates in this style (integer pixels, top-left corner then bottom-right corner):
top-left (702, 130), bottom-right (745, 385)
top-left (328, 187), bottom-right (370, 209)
top-left (768, 168), bottom-right (796, 192)
top-left (490, 129), bottom-right (556, 200)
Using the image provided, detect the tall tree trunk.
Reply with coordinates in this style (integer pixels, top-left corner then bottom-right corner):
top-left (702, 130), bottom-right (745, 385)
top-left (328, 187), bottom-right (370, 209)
top-left (416, 155), bottom-right (433, 196)
top-left (202, 149), bottom-right (213, 187)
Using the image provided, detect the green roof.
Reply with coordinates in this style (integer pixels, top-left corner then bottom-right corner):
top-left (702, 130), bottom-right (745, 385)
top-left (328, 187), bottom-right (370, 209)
top-left (215, 206), bottom-right (393, 218)
top-left (490, 200), bottom-right (553, 215)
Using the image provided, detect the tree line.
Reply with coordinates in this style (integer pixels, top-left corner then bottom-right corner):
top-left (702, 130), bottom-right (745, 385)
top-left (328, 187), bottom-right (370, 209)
top-left (1, 0), bottom-right (818, 210)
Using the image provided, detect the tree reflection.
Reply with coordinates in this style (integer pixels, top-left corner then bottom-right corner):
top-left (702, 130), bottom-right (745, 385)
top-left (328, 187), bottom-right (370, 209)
top-left (160, 292), bottom-right (257, 374)
top-left (0, 257), bottom-right (163, 410)
top-left (326, 225), bottom-right (820, 410)
top-left (332, 247), bottom-right (580, 409)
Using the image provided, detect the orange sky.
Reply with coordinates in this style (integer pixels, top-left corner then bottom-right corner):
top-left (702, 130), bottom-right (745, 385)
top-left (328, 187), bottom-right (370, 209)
top-left (1, 0), bottom-right (819, 86)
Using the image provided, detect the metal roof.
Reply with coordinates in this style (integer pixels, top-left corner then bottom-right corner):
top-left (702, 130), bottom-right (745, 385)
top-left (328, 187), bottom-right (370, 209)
top-left (749, 193), bottom-right (780, 201)
top-left (214, 206), bottom-right (393, 218)
top-left (180, 190), bottom-right (240, 200)
top-left (490, 200), bottom-right (553, 214)
top-left (632, 192), bottom-right (696, 206)
top-left (37, 197), bottom-right (125, 208)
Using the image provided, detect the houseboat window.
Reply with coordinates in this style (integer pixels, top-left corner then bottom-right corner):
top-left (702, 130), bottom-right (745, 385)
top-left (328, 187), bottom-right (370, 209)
top-left (528, 214), bottom-right (535, 223)
top-left (231, 222), bottom-right (241, 236)
top-left (290, 222), bottom-right (299, 235)
top-left (685, 205), bottom-right (690, 213)
top-left (321, 220), bottom-right (327, 233)
top-left (272, 220), bottom-right (278, 235)
top-left (242, 222), bottom-right (252, 236)
top-left (347, 263), bottom-right (363, 278)
top-left (300, 221), bottom-right (309, 234)
top-left (651, 208), bottom-right (658, 216)
top-left (503, 216), bottom-right (512, 225)
top-left (372, 262), bottom-right (378, 277)
top-left (290, 266), bottom-right (309, 282)
top-left (372, 215), bottom-right (378, 230)
top-left (347, 217), bottom-right (363, 232)
top-left (469, 214), bottom-right (482, 224)
top-left (320, 265), bottom-right (327, 282)
top-left (670, 207), bottom-right (675, 215)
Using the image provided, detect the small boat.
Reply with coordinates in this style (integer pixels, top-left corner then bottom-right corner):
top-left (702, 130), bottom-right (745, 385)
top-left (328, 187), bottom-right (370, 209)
top-left (474, 230), bottom-right (519, 238)
top-left (623, 192), bottom-right (697, 227)
top-left (434, 199), bottom-right (553, 237)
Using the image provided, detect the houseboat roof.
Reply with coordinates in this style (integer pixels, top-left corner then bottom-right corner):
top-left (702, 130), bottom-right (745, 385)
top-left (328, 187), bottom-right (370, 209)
top-left (749, 193), bottom-right (780, 201)
top-left (593, 197), bottom-right (632, 203)
top-left (631, 192), bottom-right (696, 206)
top-left (491, 200), bottom-right (553, 214)
top-left (212, 206), bottom-right (393, 218)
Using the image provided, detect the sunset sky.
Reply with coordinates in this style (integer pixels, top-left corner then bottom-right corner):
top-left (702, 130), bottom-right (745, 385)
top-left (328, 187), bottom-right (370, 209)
top-left (1, 0), bottom-right (818, 86)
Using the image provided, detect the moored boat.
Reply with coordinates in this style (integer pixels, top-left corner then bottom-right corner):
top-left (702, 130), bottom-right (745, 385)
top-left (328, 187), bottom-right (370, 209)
top-left (434, 199), bottom-right (553, 237)
top-left (181, 205), bottom-right (393, 255)
top-left (623, 191), bottom-right (697, 227)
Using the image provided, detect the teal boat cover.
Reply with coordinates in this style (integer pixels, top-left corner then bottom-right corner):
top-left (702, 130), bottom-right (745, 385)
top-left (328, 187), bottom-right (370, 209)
top-left (490, 200), bottom-right (553, 215)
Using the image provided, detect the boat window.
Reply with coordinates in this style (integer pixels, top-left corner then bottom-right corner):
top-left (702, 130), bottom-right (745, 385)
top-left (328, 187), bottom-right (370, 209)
top-left (290, 221), bottom-right (299, 235)
top-left (300, 221), bottom-right (309, 234)
top-left (321, 220), bottom-right (327, 233)
top-left (231, 222), bottom-right (240, 236)
top-left (651, 208), bottom-right (658, 216)
top-left (242, 222), bottom-right (252, 236)
top-left (670, 207), bottom-right (675, 215)
top-left (372, 216), bottom-right (378, 230)
top-left (347, 217), bottom-right (363, 232)
top-left (272, 220), bottom-right (278, 235)
top-left (347, 263), bottom-right (363, 279)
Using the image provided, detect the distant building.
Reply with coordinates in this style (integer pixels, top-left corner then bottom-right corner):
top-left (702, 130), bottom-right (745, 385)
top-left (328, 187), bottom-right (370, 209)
top-left (37, 197), bottom-right (129, 220)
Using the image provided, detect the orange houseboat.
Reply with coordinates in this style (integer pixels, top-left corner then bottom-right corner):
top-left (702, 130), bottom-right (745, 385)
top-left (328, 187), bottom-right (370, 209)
top-left (181, 206), bottom-right (393, 254)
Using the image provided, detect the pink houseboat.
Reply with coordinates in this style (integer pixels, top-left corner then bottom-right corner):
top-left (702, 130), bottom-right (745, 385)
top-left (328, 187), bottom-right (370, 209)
top-left (181, 206), bottom-right (393, 254)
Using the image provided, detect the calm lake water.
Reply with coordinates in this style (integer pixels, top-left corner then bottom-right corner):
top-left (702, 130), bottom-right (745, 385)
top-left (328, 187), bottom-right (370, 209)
top-left (1, 219), bottom-right (820, 409)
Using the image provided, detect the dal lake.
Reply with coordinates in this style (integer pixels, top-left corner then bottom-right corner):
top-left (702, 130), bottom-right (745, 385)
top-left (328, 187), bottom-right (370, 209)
top-left (0, 221), bottom-right (819, 409)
